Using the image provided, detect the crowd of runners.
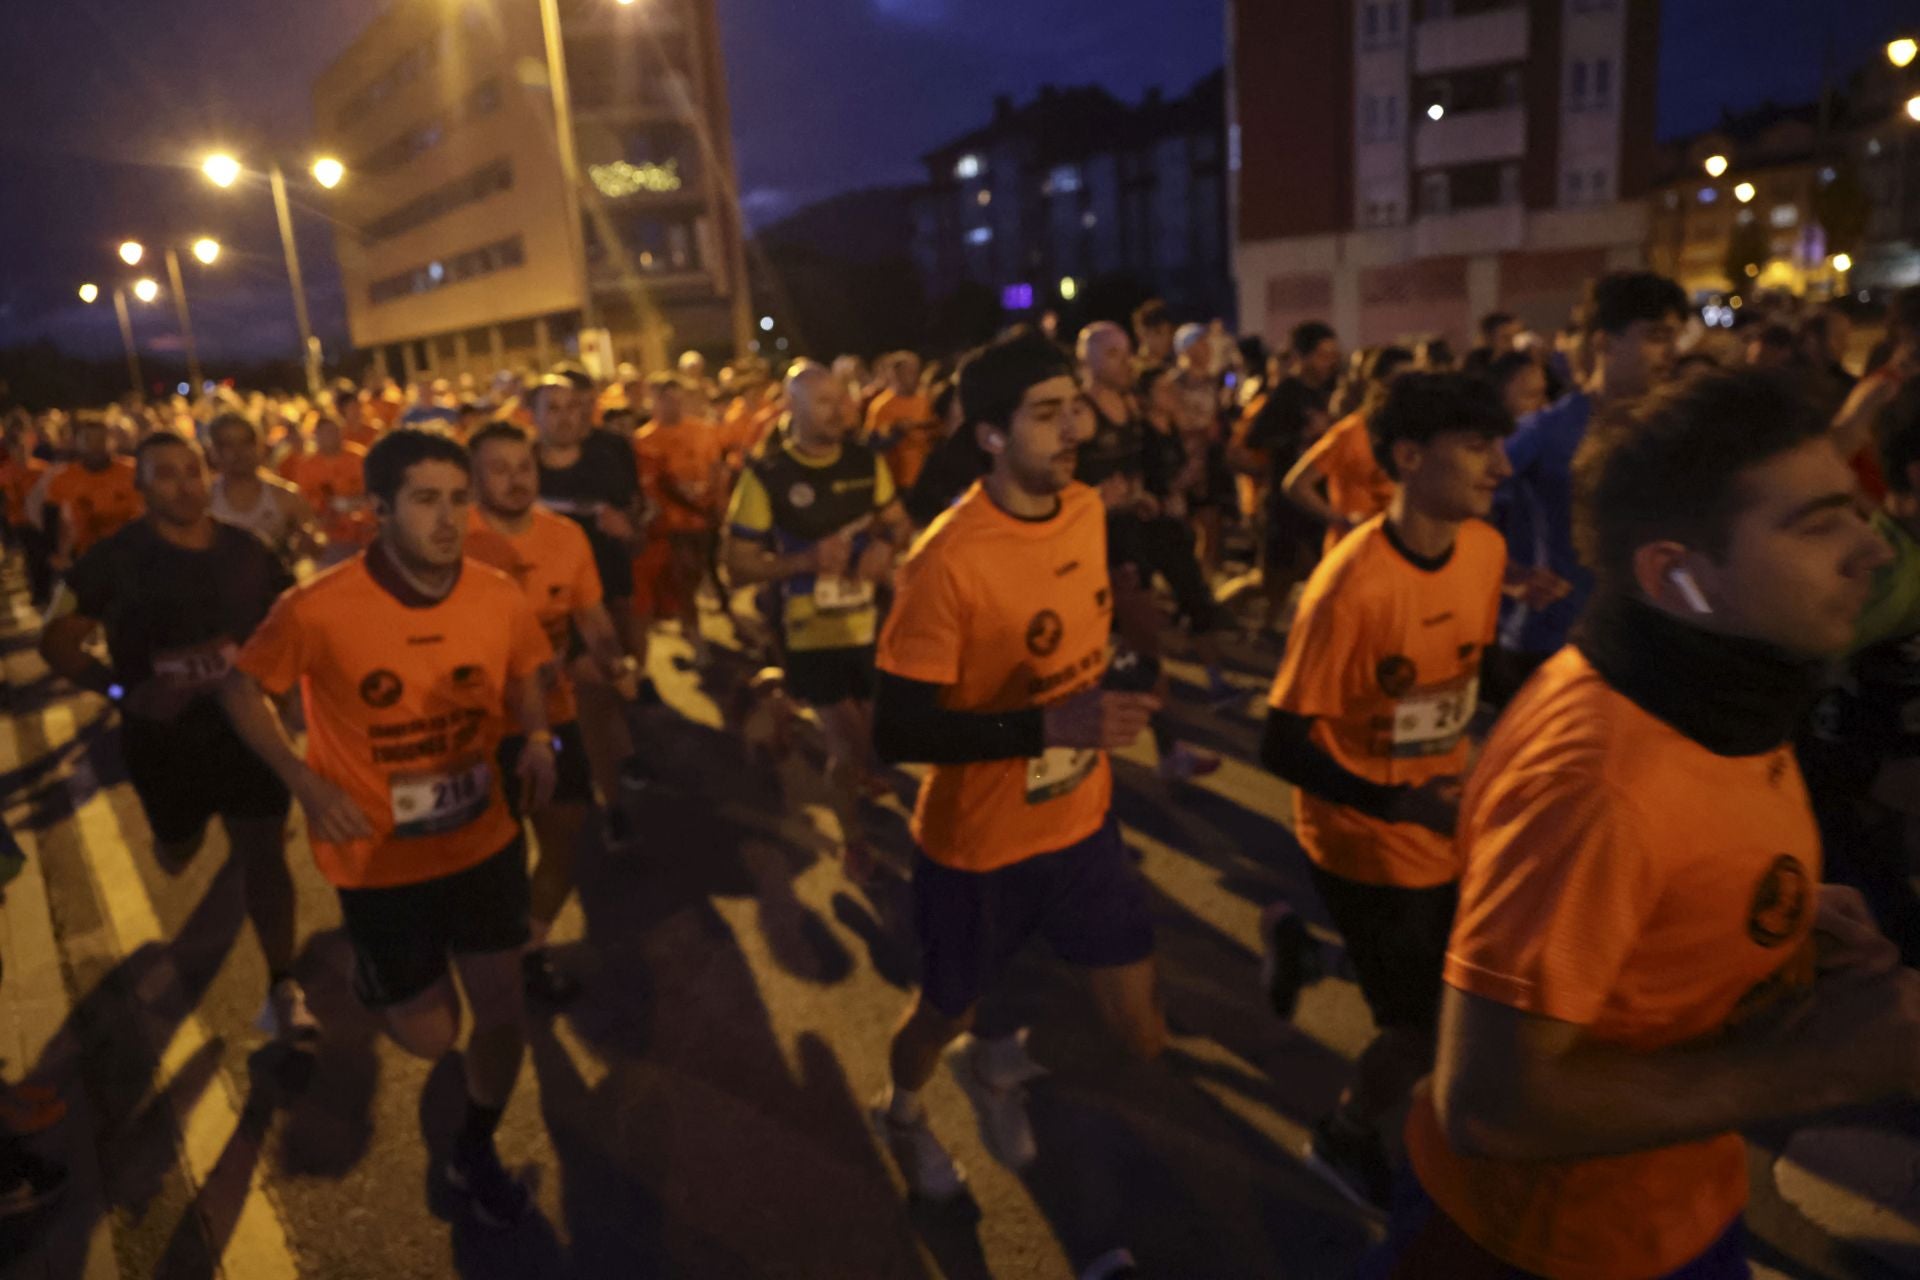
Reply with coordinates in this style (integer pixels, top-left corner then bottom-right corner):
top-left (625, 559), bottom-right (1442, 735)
top-left (4, 269), bottom-right (1920, 1279)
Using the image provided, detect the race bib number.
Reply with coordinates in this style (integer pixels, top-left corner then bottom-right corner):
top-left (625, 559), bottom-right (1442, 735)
top-left (1025, 747), bottom-right (1096, 804)
top-left (151, 641), bottom-right (236, 692)
top-left (812, 575), bottom-right (874, 613)
top-left (329, 494), bottom-right (365, 514)
top-left (389, 758), bottom-right (493, 838)
top-left (1390, 677), bottom-right (1477, 758)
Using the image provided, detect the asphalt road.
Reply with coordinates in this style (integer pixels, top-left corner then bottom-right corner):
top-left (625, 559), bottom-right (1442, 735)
top-left (0, 571), bottom-right (1912, 1280)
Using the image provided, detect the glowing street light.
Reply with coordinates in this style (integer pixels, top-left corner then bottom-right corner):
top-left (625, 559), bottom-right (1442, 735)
top-left (192, 237), bottom-right (221, 265)
top-left (616, 0), bottom-right (639, 6)
top-left (78, 283), bottom-right (99, 304)
top-left (1907, 95), bottom-right (1920, 123)
top-left (1833, 252), bottom-right (1854, 273)
top-left (202, 152), bottom-right (242, 188)
top-left (118, 240), bottom-right (144, 266)
top-left (1059, 276), bottom-right (1079, 301)
top-left (1734, 182), bottom-right (1756, 204)
top-left (1891, 38), bottom-right (1918, 69)
top-left (1704, 154), bottom-right (1729, 178)
top-left (311, 156), bottom-right (345, 190)
top-left (1426, 103), bottom-right (1445, 122)
top-left (132, 278), bottom-right (160, 304)
top-left (759, 315), bottom-right (775, 332)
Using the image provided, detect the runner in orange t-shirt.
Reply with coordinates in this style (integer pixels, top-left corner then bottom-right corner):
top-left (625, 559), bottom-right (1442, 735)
top-left (1261, 371), bottom-right (1510, 1208)
top-left (221, 428), bottom-right (555, 1230)
top-left (1281, 345), bottom-right (1412, 554)
top-left (287, 414), bottom-right (374, 565)
top-left (465, 421), bottom-right (638, 1005)
top-left (1375, 369), bottom-right (1920, 1279)
top-left (39, 416), bottom-right (143, 567)
top-left (865, 351), bottom-right (937, 490)
top-left (868, 332), bottom-right (1162, 1200)
top-left (631, 373), bottom-right (726, 673)
top-left (1, 417), bottom-right (52, 602)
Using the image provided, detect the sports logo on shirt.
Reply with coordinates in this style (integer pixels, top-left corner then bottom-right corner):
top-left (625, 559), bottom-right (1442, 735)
top-left (1376, 654), bottom-right (1417, 698)
top-left (788, 482), bottom-right (815, 509)
top-left (1026, 609), bottom-right (1064, 657)
top-left (360, 669), bottom-right (404, 708)
top-left (452, 664), bottom-right (484, 690)
top-left (1747, 853), bottom-right (1811, 948)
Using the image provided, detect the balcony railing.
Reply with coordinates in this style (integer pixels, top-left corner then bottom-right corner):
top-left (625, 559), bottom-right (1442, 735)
top-left (1414, 4), bottom-right (1529, 75)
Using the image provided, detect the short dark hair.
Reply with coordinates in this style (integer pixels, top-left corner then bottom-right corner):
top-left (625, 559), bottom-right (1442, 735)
top-left (548, 363), bottom-right (595, 391)
top-left (1751, 323), bottom-right (1797, 352)
top-left (467, 421), bottom-right (531, 459)
top-left (1366, 345), bottom-right (1416, 384)
top-left (1573, 366), bottom-right (1829, 594)
top-left (364, 428), bottom-right (471, 505)
top-left (1586, 271), bottom-right (1687, 336)
top-left (1479, 311), bottom-right (1517, 341)
top-left (1133, 299), bottom-right (1172, 333)
top-left (1290, 321), bottom-right (1337, 358)
top-left (1878, 377), bottom-right (1920, 495)
top-left (208, 411), bottom-right (259, 444)
top-left (1486, 350), bottom-right (1540, 393)
top-left (957, 331), bottom-right (1076, 436)
top-left (133, 430), bottom-right (197, 486)
top-left (1369, 371), bottom-right (1513, 480)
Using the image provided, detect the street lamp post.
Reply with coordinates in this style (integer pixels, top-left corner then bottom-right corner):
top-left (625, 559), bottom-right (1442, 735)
top-left (110, 287), bottom-right (142, 398)
top-left (162, 247), bottom-right (203, 393)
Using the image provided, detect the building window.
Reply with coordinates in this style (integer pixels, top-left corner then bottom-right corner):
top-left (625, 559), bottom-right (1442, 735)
top-left (1572, 0), bottom-right (1617, 11)
top-left (1045, 164), bottom-right (1082, 196)
top-left (1363, 3), bottom-right (1379, 42)
top-left (1569, 60), bottom-right (1589, 109)
top-left (1770, 204), bottom-right (1800, 228)
top-left (1567, 170), bottom-right (1585, 202)
top-left (1589, 168), bottom-right (1608, 200)
top-left (1363, 96), bottom-right (1381, 141)
top-left (1385, 96), bottom-right (1400, 138)
top-left (966, 226), bottom-right (993, 246)
top-left (369, 235), bottom-right (525, 305)
top-left (1385, 2), bottom-right (1401, 36)
top-left (954, 154), bottom-right (982, 181)
top-left (1592, 58), bottom-right (1612, 108)
top-left (360, 158), bottom-right (514, 244)
top-left (1081, 210), bottom-right (1098, 229)
top-left (1421, 171), bottom-right (1451, 217)
top-left (1500, 163), bottom-right (1522, 205)
top-left (1501, 69), bottom-right (1522, 108)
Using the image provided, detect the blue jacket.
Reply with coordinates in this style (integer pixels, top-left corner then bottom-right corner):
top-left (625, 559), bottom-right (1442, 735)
top-left (1494, 390), bottom-right (1594, 655)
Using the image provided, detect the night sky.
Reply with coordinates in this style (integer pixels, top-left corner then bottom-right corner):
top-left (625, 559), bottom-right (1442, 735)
top-left (0, 0), bottom-right (1908, 367)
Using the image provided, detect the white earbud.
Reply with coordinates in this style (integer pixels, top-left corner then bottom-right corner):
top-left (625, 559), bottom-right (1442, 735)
top-left (984, 431), bottom-right (1006, 454)
top-left (1669, 567), bottom-right (1712, 615)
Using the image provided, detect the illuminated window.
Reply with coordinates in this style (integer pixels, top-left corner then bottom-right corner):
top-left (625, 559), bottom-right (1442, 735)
top-left (1770, 204), bottom-right (1800, 228)
top-left (1046, 164), bottom-right (1081, 195)
top-left (955, 154), bottom-right (982, 180)
top-left (966, 226), bottom-right (993, 246)
top-left (1698, 186), bottom-right (1717, 204)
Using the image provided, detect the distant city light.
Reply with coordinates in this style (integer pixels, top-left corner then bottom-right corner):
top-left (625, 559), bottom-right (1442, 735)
top-left (192, 237), bottom-right (221, 265)
top-left (1426, 103), bottom-right (1445, 122)
top-left (178, 382), bottom-right (191, 396)
top-left (1891, 38), bottom-right (1919, 69)
top-left (202, 152), bottom-right (242, 188)
top-left (1908, 95), bottom-right (1920, 123)
top-left (1704, 154), bottom-right (1729, 178)
top-left (954, 154), bottom-right (982, 181)
top-left (588, 159), bottom-right (682, 197)
top-left (976, 189), bottom-right (992, 206)
top-left (775, 338), bottom-right (788, 351)
top-left (1002, 283), bottom-right (1034, 311)
top-left (78, 283), bottom-right (98, 304)
top-left (759, 315), bottom-right (774, 332)
top-left (118, 240), bottom-right (144, 266)
top-left (1698, 187), bottom-right (1718, 204)
top-left (132, 278), bottom-right (160, 303)
top-left (1059, 276), bottom-right (1079, 301)
top-left (1081, 211), bottom-right (1097, 229)
top-left (1833, 252), bottom-right (1854, 273)
top-left (1734, 182), bottom-right (1756, 203)
top-left (966, 226), bottom-right (993, 246)
top-left (311, 157), bottom-right (346, 190)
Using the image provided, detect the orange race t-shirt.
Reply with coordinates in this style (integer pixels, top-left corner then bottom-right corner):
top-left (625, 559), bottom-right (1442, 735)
top-left (234, 548), bottom-right (552, 890)
top-left (464, 506), bottom-right (602, 726)
top-left (866, 390), bottom-right (938, 491)
top-left (45, 459), bottom-right (143, 555)
top-left (1296, 410), bottom-right (1393, 553)
top-left (1404, 646), bottom-right (1821, 1279)
top-left (878, 481), bottom-right (1114, 871)
top-left (634, 419), bottom-right (726, 535)
top-left (0, 449), bottom-right (48, 526)
top-left (1268, 516), bottom-right (1505, 887)
top-left (288, 446), bottom-right (374, 550)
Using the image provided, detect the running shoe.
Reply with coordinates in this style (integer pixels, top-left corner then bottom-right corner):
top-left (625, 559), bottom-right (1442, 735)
top-left (1079, 1247), bottom-right (1141, 1280)
top-left (870, 1099), bottom-right (966, 1201)
top-left (0, 1084), bottom-right (66, 1137)
top-left (256, 977), bottom-right (320, 1043)
top-left (0, 1146), bottom-right (67, 1220)
top-left (445, 1141), bottom-right (532, 1229)
top-left (1258, 902), bottom-right (1320, 1020)
top-left (944, 1036), bottom-right (1038, 1169)
top-left (522, 949), bottom-right (582, 1006)
top-left (1157, 742), bottom-right (1222, 783)
top-left (1302, 1114), bottom-right (1393, 1212)
top-left (1203, 667), bottom-right (1243, 710)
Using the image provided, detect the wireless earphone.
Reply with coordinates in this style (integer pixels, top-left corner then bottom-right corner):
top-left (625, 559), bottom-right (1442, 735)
top-left (1668, 567), bottom-right (1712, 615)
top-left (984, 431), bottom-right (1006, 454)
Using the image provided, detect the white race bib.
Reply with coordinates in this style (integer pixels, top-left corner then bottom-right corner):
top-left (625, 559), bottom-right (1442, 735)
top-left (1025, 747), bottom-right (1096, 804)
top-left (329, 495), bottom-right (366, 514)
top-left (812, 575), bottom-right (874, 613)
top-left (1390, 677), bottom-right (1478, 758)
top-left (389, 758), bottom-right (493, 838)
top-left (151, 641), bottom-right (236, 692)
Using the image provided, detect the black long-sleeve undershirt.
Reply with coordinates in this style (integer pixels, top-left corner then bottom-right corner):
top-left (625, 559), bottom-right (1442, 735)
top-left (873, 670), bottom-right (1045, 765)
top-left (1260, 707), bottom-right (1404, 821)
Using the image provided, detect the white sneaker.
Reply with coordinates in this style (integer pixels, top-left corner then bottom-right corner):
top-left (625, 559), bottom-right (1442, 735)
top-left (944, 1036), bottom-right (1039, 1169)
top-left (257, 977), bottom-right (319, 1042)
top-left (870, 1098), bottom-right (967, 1200)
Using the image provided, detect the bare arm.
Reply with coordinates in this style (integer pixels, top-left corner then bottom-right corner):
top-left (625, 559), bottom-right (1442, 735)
top-left (1432, 970), bottom-right (1920, 1164)
top-left (1279, 452), bottom-right (1343, 527)
top-left (723, 530), bottom-right (821, 588)
top-left (38, 594), bottom-right (113, 694)
top-left (218, 668), bottom-right (373, 842)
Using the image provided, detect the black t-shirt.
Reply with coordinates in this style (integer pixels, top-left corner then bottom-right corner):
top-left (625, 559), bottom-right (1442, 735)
top-left (66, 519), bottom-right (292, 693)
top-left (537, 428), bottom-right (640, 598)
top-left (902, 429), bottom-right (985, 527)
top-left (1245, 376), bottom-right (1331, 499)
top-left (1074, 399), bottom-right (1148, 487)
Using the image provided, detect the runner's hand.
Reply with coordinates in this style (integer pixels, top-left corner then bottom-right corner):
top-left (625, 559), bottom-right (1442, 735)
top-left (1814, 884), bottom-right (1902, 982)
top-left (291, 768), bottom-right (374, 844)
top-left (1388, 776), bottom-right (1461, 837)
top-left (814, 530), bottom-right (855, 578)
top-left (1782, 966), bottom-right (1920, 1098)
top-left (854, 540), bottom-right (894, 584)
top-left (517, 737), bottom-right (558, 812)
top-left (594, 506), bottom-right (637, 542)
top-left (1043, 689), bottom-right (1160, 751)
top-left (603, 654), bottom-right (641, 702)
top-left (121, 679), bottom-right (197, 723)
